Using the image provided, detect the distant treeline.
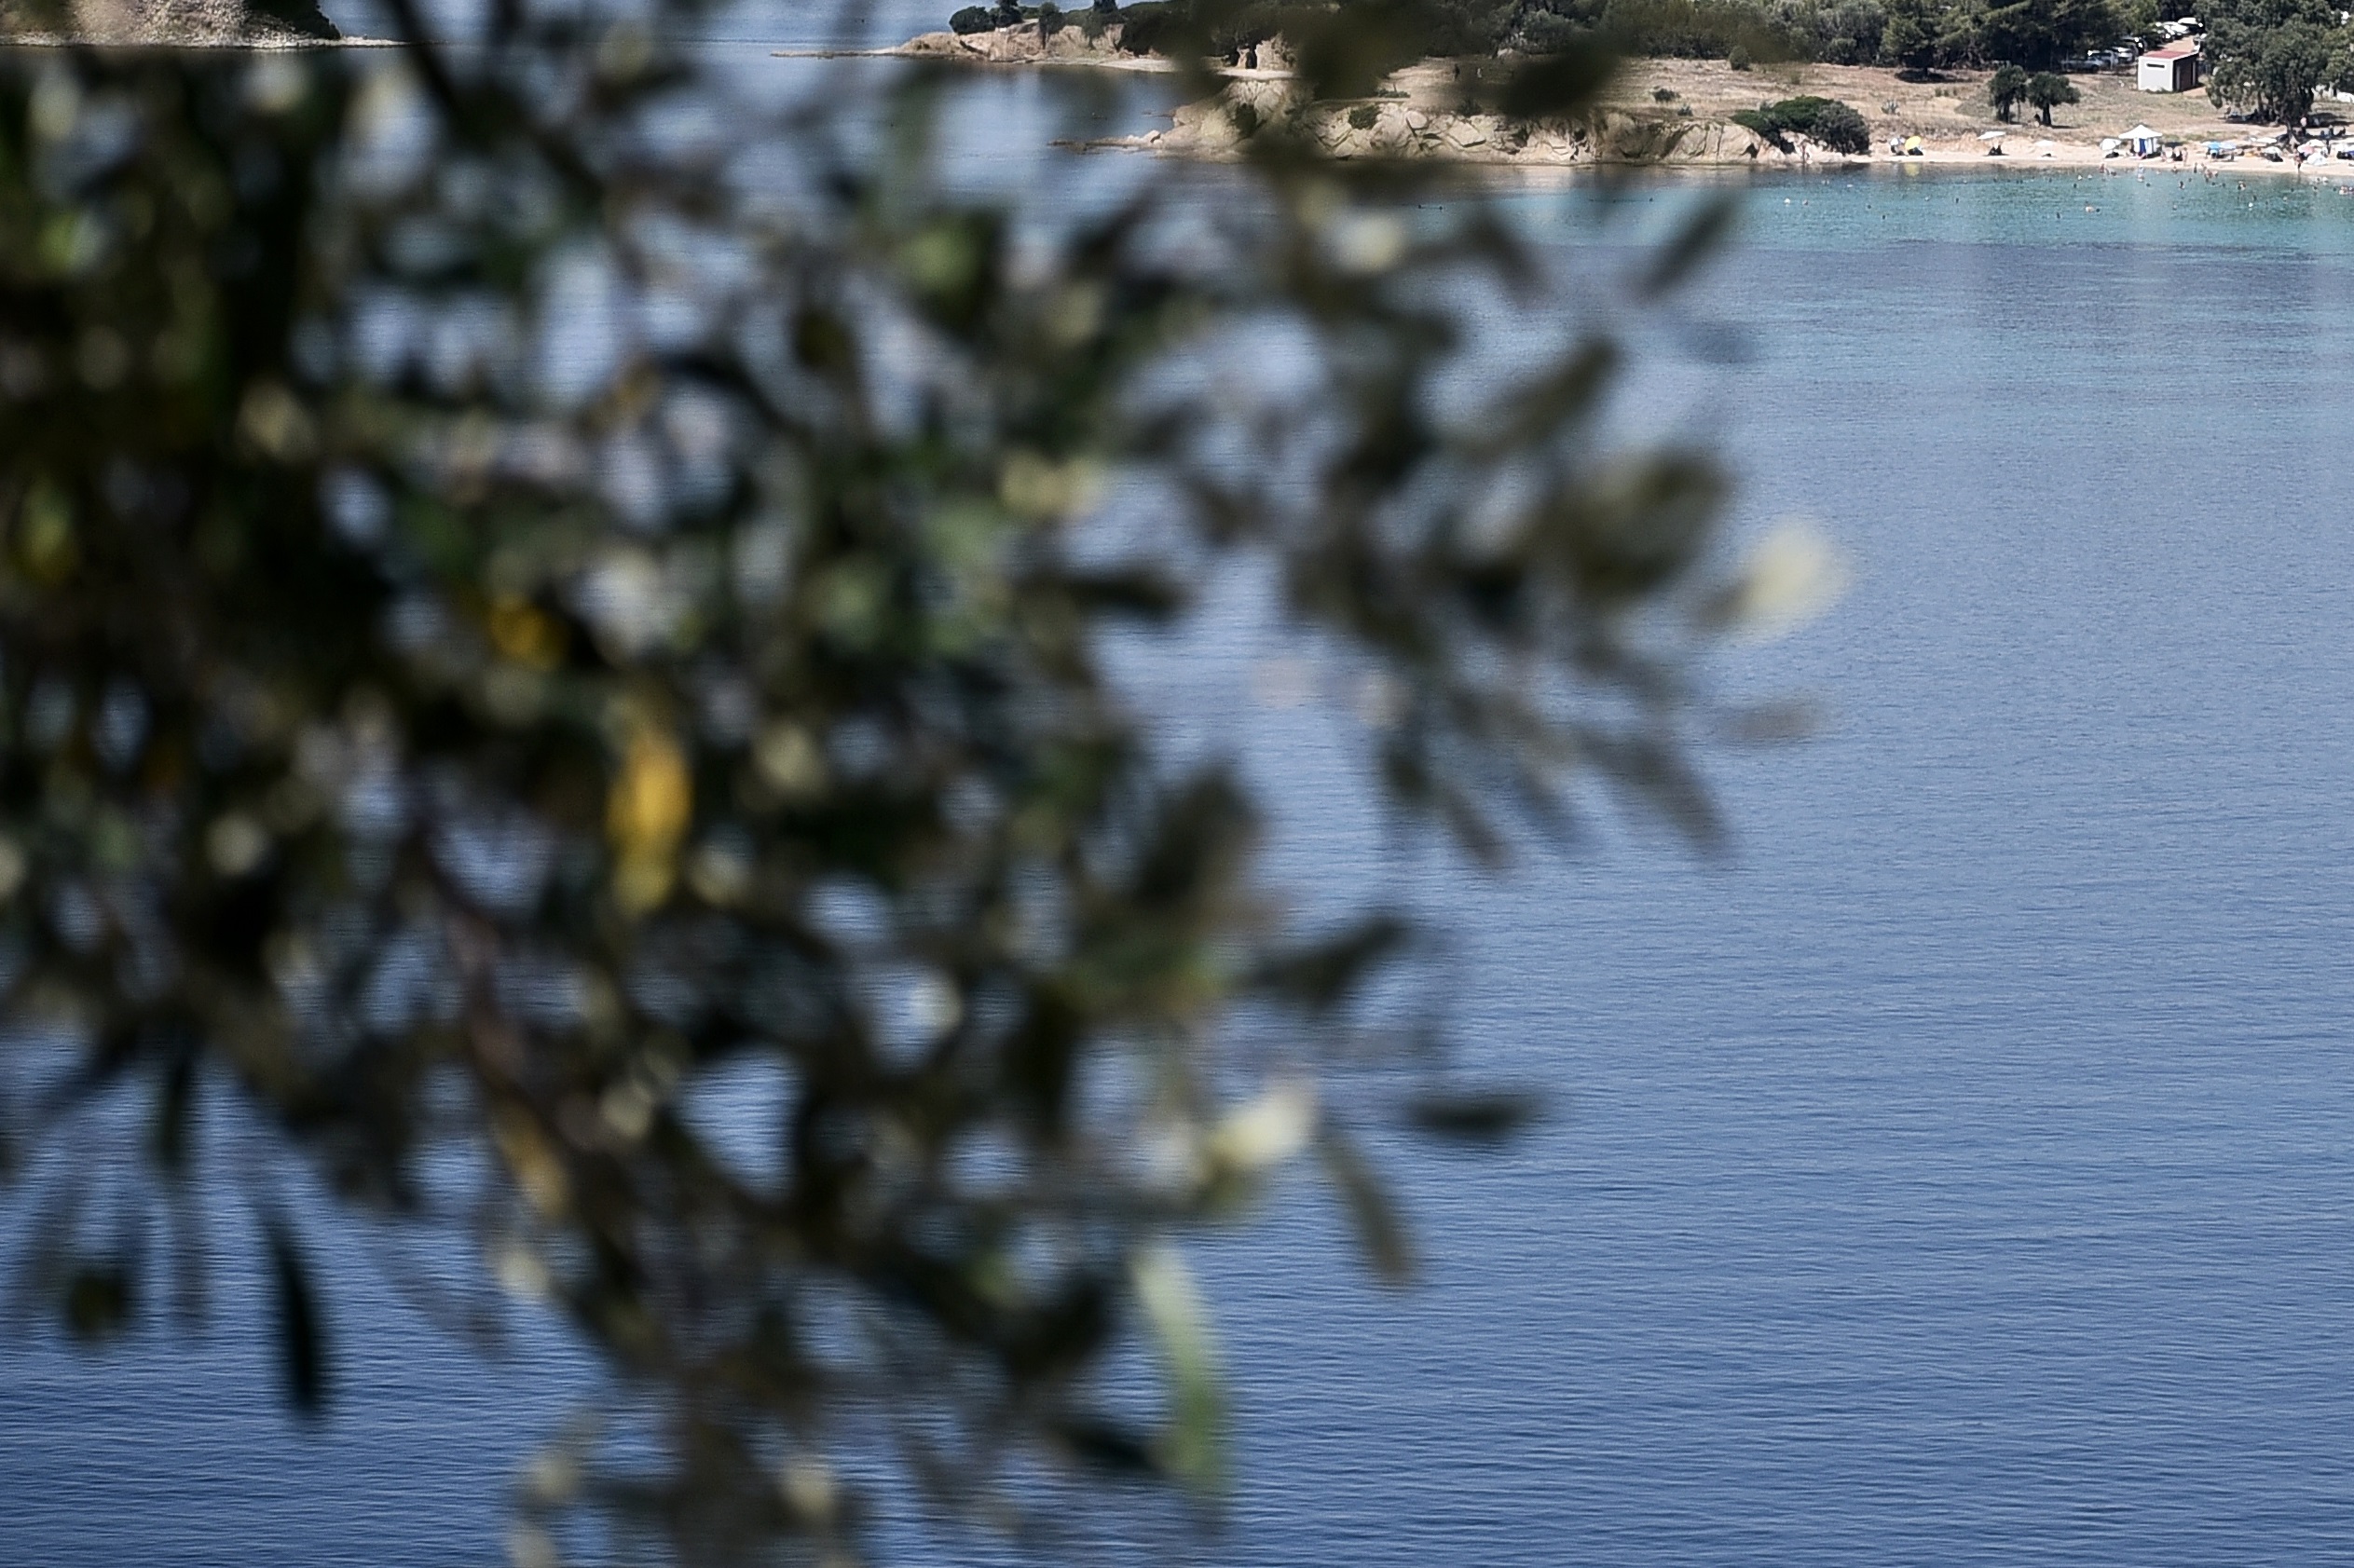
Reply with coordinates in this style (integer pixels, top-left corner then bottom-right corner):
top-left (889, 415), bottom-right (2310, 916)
top-left (949, 0), bottom-right (2354, 120)
top-left (952, 0), bottom-right (2167, 72)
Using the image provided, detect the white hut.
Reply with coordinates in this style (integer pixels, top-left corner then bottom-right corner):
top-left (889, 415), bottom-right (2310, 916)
top-left (2138, 42), bottom-right (2202, 91)
top-left (2125, 124), bottom-right (2165, 156)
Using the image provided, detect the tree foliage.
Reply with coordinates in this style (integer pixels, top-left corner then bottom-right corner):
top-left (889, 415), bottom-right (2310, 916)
top-left (1977, 0), bottom-right (2120, 70)
top-left (1880, 0), bottom-right (1974, 73)
top-left (2204, 0), bottom-right (2351, 124)
top-left (1732, 93), bottom-right (1871, 150)
top-left (0, 0), bottom-right (1787, 1562)
top-left (1074, 0), bottom-right (2137, 72)
top-left (1989, 61), bottom-right (2030, 118)
top-left (2026, 67), bottom-right (2080, 120)
top-left (1804, 97), bottom-right (1872, 150)
top-left (1093, 0), bottom-right (1880, 70)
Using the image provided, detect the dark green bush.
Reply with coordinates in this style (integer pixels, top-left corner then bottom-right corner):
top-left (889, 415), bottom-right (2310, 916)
top-left (1349, 102), bottom-right (1381, 127)
top-left (950, 5), bottom-right (995, 31)
top-left (1737, 94), bottom-right (1872, 151)
top-left (1780, 93), bottom-right (1837, 126)
top-left (1115, 0), bottom-right (1181, 52)
top-left (1522, 9), bottom-right (1586, 48)
top-left (1804, 97), bottom-right (1870, 150)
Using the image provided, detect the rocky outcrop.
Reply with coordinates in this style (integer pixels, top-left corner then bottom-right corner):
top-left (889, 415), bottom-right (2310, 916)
top-left (898, 22), bottom-right (1131, 65)
top-left (897, 20), bottom-right (1298, 71)
top-left (1, 0), bottom-right (339, 44)
top-left (1590, 112), bottom-right (1774, 162)
top-left (1151, 84), bottom-right (1780, 167)
top-left (896, 26), bottom-right (1799, 169)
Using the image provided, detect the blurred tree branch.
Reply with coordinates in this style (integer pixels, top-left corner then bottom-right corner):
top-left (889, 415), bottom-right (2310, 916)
top-left (0, 3), bottom-right (1792, 1561)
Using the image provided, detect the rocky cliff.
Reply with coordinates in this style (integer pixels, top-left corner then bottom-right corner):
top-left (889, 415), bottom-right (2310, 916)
top-left (1, 0), bottom-right (338, 46)
top-left (1153, 81), bottom-right (1782, 166)
top-left (897, 22), bottom-right (1134, 65)
top-left (896, 24), bottom-right (1790, 168)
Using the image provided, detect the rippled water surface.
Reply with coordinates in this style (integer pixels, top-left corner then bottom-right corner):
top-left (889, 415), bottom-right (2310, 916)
top-left (1197, 163), bottom-right (2354, 1567)
top-left (11, 66), bottom-right (2354, 1564)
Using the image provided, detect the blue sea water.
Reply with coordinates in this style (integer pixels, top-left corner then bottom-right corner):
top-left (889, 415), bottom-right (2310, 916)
top-left (16, 52), bottom-right (2354, 1564)
top-left (1190, 164), bottom-right (2354, 1567)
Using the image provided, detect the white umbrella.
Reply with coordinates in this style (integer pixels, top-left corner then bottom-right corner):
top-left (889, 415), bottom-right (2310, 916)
top-left (1979, 130), bottom-right (2007, 142)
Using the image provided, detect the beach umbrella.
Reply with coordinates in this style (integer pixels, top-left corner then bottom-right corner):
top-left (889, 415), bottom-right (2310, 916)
top-left (1979, 130), bottom-right (2006, 142)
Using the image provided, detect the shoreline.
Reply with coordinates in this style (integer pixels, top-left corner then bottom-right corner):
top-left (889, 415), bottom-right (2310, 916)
top-left (773, 45), bottom-right (1172, 71)
top-left (20, 20), bottom-right (2347, 184)
top-left (836, 27), bottom-right (2354, 180)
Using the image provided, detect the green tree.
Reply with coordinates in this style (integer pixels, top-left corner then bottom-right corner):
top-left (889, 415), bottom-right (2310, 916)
top-left (1799, 0), bottom-right (1891, 65)
top-left (1805, 97), bottom-right (1874, 149)
top-left (1882, 0), bottom-right (1970, 74)
top-left (1978, 0), bottom-right (2120, 69)
top-left (1739, 93), bottom-right (1875, 149)
top-left (1990, 60), bottom-right (2032, 117)
top-left (2027, 68), bottom-right (2082, 121)
top-left (2205, 0), bottom-right (2347, 124)
top-left (0, 1), bottom-right (1802, 1561)
top-left (2118, 0), bottom-right (2169, 47)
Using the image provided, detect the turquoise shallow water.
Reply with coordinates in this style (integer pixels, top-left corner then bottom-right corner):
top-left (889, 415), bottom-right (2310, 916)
top-left (14, 139), bottom-right (2354, 1563)
top-left (1689, 158), bottom-right (2354, 252)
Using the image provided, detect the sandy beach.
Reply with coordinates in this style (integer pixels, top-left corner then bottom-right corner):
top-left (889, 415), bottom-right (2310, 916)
top-left (870, 25), bottom-right (2354, 179)
top-left (1607, 56), bottom-right (2354, 175)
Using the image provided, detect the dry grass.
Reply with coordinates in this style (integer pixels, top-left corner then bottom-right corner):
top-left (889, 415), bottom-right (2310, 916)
top-left (1597, 58), bottom-right (2279, 151)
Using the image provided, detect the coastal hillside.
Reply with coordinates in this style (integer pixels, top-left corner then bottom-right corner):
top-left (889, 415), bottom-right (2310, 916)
top-left (0, 0), bottom-right (338, 45)
top-left (905, 19), bottom-right (2351, 170)
top-left (922, 0), bottom-right (2354, 140)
